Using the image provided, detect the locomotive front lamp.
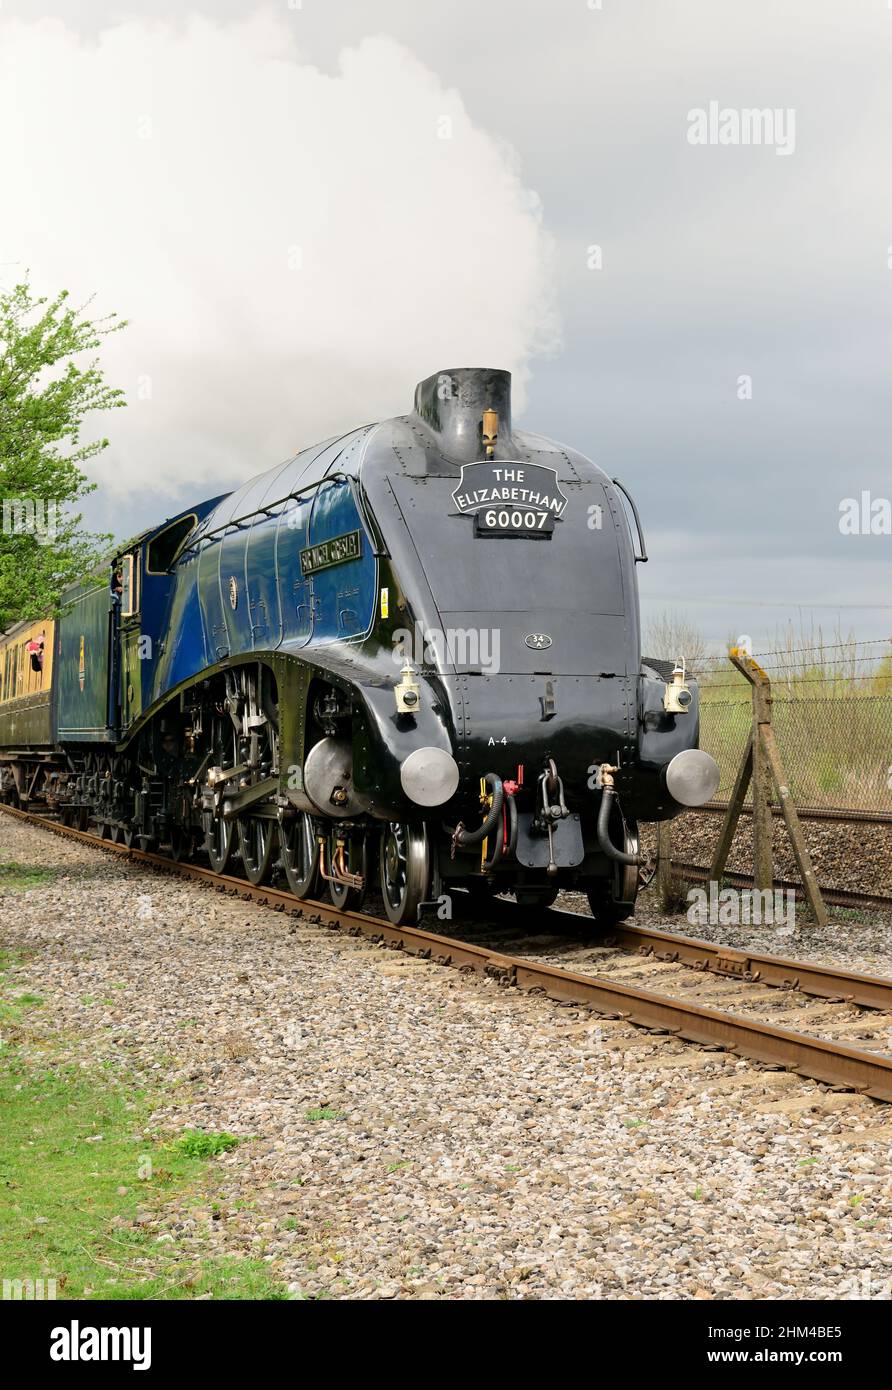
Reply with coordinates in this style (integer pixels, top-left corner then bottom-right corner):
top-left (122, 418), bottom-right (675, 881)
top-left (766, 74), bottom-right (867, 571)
top-left (394, 662), bottom-right (421, 714)
top-left (663, 658), bottom-right (693, 714)
top-left (482, 408), bottom-right (498, 459)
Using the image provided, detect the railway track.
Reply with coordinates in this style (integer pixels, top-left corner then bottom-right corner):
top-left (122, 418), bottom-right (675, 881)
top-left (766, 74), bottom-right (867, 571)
top-left (4, 801), bottom-right (892, 1103)
top-left (668, 859), bottom-right (892, 916)
top-left (701, 801), bottom-right (892, 826)
top-left (450, 909), bottom-right (892, 1083)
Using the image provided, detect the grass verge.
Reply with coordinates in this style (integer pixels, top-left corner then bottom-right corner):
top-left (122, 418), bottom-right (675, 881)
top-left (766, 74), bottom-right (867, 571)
top-left (0, 949), bottom-right (287, 1300)
top-left (0, 861), bottom-right (58, 893)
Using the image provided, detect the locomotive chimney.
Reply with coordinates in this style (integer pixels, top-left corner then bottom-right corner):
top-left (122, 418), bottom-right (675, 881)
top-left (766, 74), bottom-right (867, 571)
top-left (413, 367), bottom-right (512, 464)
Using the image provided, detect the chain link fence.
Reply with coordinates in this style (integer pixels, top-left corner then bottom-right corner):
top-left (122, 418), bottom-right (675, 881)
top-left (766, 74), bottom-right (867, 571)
top-left (700, 694), bottom-right (892, 814)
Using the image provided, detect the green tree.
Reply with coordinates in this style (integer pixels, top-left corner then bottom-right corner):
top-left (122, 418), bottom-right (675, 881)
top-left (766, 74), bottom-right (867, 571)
top-left (0, 278), bottom-right (126, 630)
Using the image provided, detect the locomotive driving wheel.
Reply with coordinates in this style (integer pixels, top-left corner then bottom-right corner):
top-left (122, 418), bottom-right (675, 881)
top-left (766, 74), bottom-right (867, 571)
top-left (202, 713), bottom-right (237, 874)
top-left (278, 810), bottom-right (319, 899)
top-left (203, 808), bottom-right (234, 874)
top-left (379, 822), bottom-right (429, 926)
top-left (586, 821), bottom-right (640, 927)
top-left (238, 814), bottom-right (277, 886)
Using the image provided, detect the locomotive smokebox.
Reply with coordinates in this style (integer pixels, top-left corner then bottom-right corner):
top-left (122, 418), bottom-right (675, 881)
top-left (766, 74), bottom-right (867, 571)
top-left (413, 367), bottom-right (513, 465)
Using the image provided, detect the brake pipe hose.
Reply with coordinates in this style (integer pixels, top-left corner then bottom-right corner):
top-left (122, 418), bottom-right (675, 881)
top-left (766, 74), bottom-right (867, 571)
top-left (596, 765), bottom-right (643, 866)
top-left (445, 773), bottom-right (504, 856)
top-left (482, 783), bottom-right (518, 872)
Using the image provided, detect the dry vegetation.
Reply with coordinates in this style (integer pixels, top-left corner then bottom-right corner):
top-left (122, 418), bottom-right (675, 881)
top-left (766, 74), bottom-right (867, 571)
top-left (643, 614), bottom-right (892, 812)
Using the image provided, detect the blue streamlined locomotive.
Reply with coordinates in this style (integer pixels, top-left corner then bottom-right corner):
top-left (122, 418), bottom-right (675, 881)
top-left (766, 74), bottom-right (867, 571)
top-left (0, 367), bottom-right (719, 924)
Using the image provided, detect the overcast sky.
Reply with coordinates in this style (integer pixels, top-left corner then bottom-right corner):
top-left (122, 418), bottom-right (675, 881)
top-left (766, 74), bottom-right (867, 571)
top-left (2, 0), bottom-right (890, 652)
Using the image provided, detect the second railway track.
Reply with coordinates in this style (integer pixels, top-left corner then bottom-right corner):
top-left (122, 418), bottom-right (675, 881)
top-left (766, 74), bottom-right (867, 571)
top-left (4, 801), bottom-right (892, 1103)
top-left (668, 859), bottom-right (892, 917)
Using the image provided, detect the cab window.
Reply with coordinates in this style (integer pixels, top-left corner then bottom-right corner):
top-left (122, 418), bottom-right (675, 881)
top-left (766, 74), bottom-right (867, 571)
top-left (147, 514), bottom-right (197, 573)
top-left (120, 554), bottom-right (140, 618)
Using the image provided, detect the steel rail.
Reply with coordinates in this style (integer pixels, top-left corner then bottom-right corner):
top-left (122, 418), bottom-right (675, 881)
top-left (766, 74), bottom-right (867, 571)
top-left (3, 803), bottom-right (892, 1102)
top-left (669, 859), bottom-right (892, 917)
top-left (471, 896), bottom-right (892, 1012)
top-left (563, 918), bottom-right (892, 1011)
top-left (701, 801), bottom-right (892, 826)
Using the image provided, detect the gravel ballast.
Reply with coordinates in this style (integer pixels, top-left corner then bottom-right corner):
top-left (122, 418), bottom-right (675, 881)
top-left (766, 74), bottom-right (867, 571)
top-left (3, 816), bottom-right (892, 1301)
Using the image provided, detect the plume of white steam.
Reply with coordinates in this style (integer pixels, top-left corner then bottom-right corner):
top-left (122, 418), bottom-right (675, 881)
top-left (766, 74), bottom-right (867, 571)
top-left (0, 11), bottom-right (558, 505)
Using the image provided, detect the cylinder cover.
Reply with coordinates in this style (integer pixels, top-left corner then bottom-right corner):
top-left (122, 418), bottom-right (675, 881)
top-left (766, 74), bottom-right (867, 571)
top-left (303, 737), bottom-right (370, 818)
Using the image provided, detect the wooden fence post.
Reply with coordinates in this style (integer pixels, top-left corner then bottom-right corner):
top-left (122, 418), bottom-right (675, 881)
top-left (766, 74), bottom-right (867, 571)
top-left (709, 729), bottom-right (752, 884)
top-left (759, 724), bottom-right (829, 928)
top-left (709, 646), bottom-right (828, 928)
top-left (750, 659), bottom-right (774, 892)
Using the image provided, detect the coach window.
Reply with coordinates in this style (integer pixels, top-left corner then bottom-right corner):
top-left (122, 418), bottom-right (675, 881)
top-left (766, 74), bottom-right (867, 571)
top-left (120, 554), bottom-right (140, 618)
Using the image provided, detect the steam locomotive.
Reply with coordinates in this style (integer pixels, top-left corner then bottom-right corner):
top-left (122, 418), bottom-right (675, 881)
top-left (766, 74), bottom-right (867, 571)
top-left (0, 367), bottom-right (719, 924)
